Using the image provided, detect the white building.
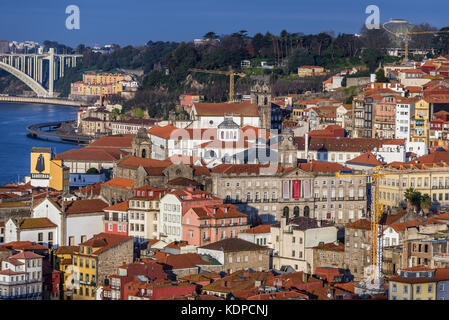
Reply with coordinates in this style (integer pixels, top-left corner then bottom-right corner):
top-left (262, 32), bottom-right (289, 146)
top-left (159, 189), bottom-right (222, 243)
top-left (30, 198), bottom-right (107, 246)
top-left (0, 251), bottom-right (44, 300)
top-left (395, 98), bottom-right (417, 141)
top-left (238, 224), bottom-right (271, 246)
top-left (4, 218), bottom-right (58, 249)
top-left (382, 225), bottom-right (401, 247)
top-left (190, 102), bottom-right (260, 129)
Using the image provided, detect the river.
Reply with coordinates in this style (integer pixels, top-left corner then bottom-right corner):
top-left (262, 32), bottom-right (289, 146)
top-left (0, 102), bottom-right (81, 185)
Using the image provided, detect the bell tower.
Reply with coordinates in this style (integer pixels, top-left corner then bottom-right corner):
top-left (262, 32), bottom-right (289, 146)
top-left (132, 127), bottom-right (152, 159)
top-left (277, 128), bottom-right (297, 167)
top-left (251, 76), bottom-right (272, 130)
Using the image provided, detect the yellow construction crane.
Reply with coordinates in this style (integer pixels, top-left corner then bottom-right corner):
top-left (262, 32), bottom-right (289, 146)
top-left (402, 30), bottom-right (449, 63)
top-left (188, 66), bottom-right (246, 103)
top-left (336, 167), bottom-right (385, 284)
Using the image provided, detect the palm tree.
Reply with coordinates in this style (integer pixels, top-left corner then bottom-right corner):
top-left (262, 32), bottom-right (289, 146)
top-left (420, 194), bottom-right (432, 216)
top-left (404, 188), bottom-right (422, 213)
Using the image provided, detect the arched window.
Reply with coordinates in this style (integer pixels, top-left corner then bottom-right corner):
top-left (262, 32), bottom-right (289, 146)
top-left (141, 149), bottom-right (146, 158)
top-left (283, 207), bottom-right (289, 219)
top-left (294, 206), bottom-right (299, 217)
top-left (304, 206), bottom-right (310, 217)
top-left (264, 97), bottom-right (268, 105)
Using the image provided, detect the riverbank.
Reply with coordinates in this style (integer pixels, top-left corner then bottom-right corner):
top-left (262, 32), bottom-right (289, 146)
top-left (0, 102), bottom-right (81, 185)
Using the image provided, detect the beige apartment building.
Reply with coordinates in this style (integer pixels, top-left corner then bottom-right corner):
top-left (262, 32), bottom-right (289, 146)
top-left (270, 217), bottom-right (338, 273)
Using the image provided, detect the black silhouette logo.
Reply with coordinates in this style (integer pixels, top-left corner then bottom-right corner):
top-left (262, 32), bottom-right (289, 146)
top-left (35, 154), bottom-right (46, 173)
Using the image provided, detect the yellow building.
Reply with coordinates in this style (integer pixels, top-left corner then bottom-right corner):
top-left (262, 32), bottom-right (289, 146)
top-left (29, 147), bottom-right (69, 192)
top-left (54, 246), bottom-right (79, 300)
top-left (378, 161), bottom-right (449, 208)
top-left (70, 73), bottom-right (126, 96)
top-left (298, 66), bottom-right (327, 77)
top-left (389, 267), bottom-right (439, 300)
top-left (411, 98), bottom-right (430, 145)
top-left (71, 233), bottom-right (133, 300)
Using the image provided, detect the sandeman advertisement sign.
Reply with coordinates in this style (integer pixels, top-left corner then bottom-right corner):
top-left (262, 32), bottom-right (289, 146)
top-left (30, 149), bottom-right (51, 179)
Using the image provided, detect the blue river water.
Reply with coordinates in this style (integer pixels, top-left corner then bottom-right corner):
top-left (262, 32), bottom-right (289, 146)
top-left (0, 102), bottom-right (81, 185)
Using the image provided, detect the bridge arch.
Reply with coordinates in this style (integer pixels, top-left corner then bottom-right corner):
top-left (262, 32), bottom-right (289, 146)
top-left (0, 61), bottom-right (49, 97)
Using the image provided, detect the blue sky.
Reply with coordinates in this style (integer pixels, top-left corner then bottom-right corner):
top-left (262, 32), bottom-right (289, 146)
top-left (1, 0), bottom-right (448, 47)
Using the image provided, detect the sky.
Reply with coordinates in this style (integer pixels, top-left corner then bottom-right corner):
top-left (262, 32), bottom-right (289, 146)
top-left (1, 0), bottom-right (449, 47)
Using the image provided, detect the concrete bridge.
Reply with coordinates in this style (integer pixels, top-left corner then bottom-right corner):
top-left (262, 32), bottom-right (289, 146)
top-left (0, 48), bottom-right (82, 97)
top-left (0, 95), bottom-right (83, 106)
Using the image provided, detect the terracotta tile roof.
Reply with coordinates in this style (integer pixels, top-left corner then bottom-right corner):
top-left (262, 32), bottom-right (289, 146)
top-left (199, 238), bottom-right (267, 252)
top-left (157, 253), bottom-right (211, 269)
top-left (17, 218), bottom-right (57, 230)
top-left (0, 241), bottom-right (49, 251)
top-left (148, 124), bottom-right (179, 139)
top-left (314, 242), bottom-right (345, 251)
top-left (333, 281), bottom-right (355, 294)
top-left (180, 272), bottom-right (220, 282)
top-left (211, 163), bottom-right (284, 175)
top-left (202, 270), bottom-right (271, 294)
top-left (55, 246), bottom-right (79, 255)
top-left (242, 224), bottom-right (271, 234)
top-left (298, 160), bottom-right (350, 173)
top-left (389, 267), bottom-right (449, 284)
top-left (117, 156), bottom-right (172, 169)
top-left (294, 136), bottom-right (405, 153)
top-left (0, 269), bottom-right (26, 275)
top-left (402, 266), bottom-right (434, 272)
top-left (346, 152), bottom-right (384, 166)
top-left (78, 232), bottom-right (132, 255)
top-left (9, 251), bottom-right (44, 259)
top-left (55, 147), bottom-right (128, 162)
top-left (104, 200), bottom-right (129, 212)
top-left (61, 199), bottom-right (109, 215)
top-left (103, 177), bottom-right (134, 189)
top-left (346, 219), bottom-right (371, 230)
top-left (406, 150), bottom-right (449, 165)
top-left (247, 290), bottom-right (309, 300)
top-left (193, 101), bottom-right (259, 117)
top-left (77, 182), bottom-right (102, 196)
top-left (190, 204), bottom-right (247, 219)
top-left (389, 218), bottom-right (437, 232)
top-left (88, 134), bottom-right (135, 148)
top-left (2, 258), bottom-right (24, 266)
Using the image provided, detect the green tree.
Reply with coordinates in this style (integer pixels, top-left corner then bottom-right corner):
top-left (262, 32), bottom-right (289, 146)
top-left (287, 48), bottom-right (315, 73)
top-left (133, 107), bottom-right (145, 119)
top-left (420, 194), bottom-right (432, 215)
top-left (86, 168), bottom-right (99, 174)
top-left (362, 47), bottom-right (382, 72)
top-left (375, 69), bottom-right (388, 83)
top-left (404, 188), bottom-right (422, 213)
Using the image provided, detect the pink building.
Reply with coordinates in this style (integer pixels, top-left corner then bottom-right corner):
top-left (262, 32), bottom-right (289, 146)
top-left (104, 201), bottom-right (129, 236)
top-left (182, 203), bottom-right (249, 246)
top-left (374, 95), bottom-right (398, 139)
top-left (160, 188), bottom-right (223, 243)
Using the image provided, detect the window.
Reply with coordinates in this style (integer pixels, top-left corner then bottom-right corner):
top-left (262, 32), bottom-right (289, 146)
top-left (416, 285), bottom-right (421, 294)
top-left (38, 233), bottom-right (43, 242)
top-left (428, 284), bottom-right (433, 293)
top-left (404, 286), bottom-right (408, 294)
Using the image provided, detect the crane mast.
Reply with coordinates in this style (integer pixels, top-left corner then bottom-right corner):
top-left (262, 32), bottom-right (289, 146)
top-left (336, 167), bottom-right (385, 283)
top-left (188, 66), bottom-right (246, 103)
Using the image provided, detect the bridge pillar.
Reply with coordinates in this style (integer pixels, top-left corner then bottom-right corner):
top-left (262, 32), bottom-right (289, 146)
top-left (48, 48), bottom-right (54, 97)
